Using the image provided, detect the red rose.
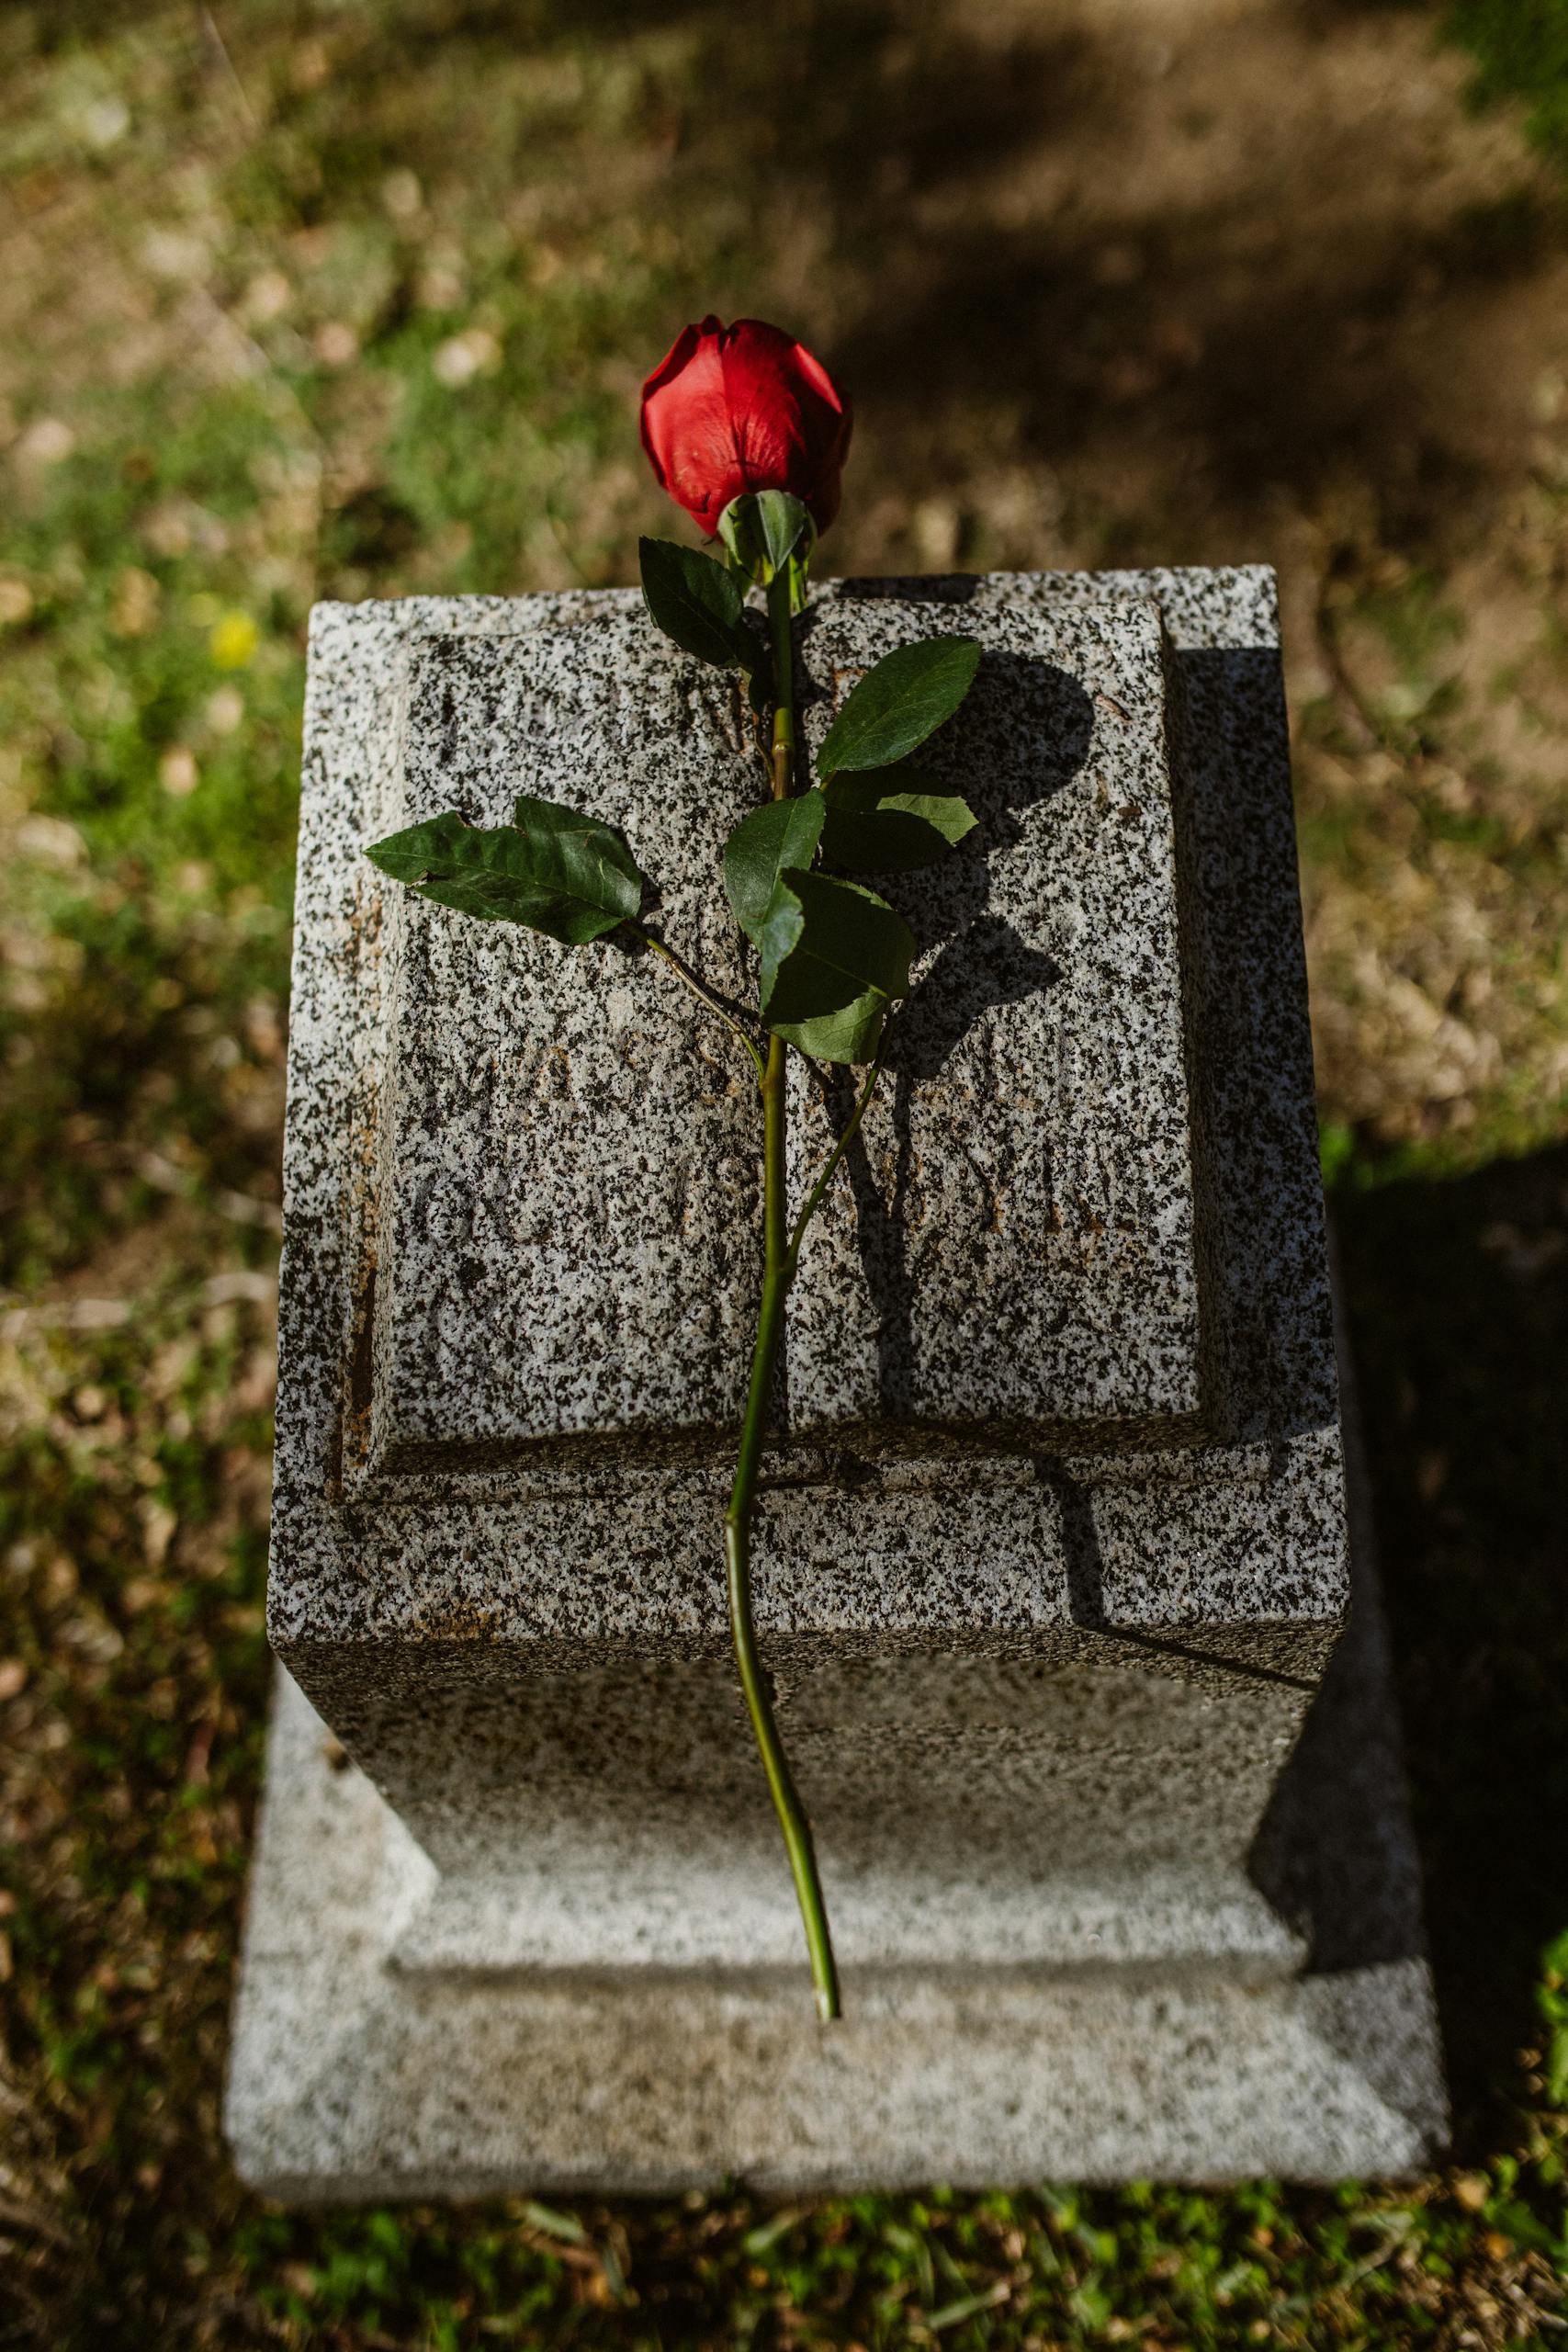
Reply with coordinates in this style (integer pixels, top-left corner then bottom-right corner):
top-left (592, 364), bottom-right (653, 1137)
top-left (639, 314), bottom-right (852, 540)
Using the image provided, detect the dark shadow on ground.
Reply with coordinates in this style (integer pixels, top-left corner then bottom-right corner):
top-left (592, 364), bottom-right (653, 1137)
top-left (247, 0), bottom-right (1563, 560)
top-left (618, 0), bottom-right (1557, 548)
top-left (1334, 1141), bottom-right (1568, 2142)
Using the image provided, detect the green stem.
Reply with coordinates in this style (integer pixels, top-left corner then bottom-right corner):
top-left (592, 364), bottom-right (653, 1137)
top-left (768, 563), bottom-right (795, 801)
top-left (722, 564), bottom-right (840, 2022)
top-left (635, 928), bottom-right (767, 1086)
top-left (724, 1029), bottom-right (840, 2021)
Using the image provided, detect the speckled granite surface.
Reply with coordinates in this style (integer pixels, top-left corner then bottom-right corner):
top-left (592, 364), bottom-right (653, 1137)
top-left (378, 594), bottom-right (1213, 1461)
top-left (788, 594), bottom-right (1209, 1446)
top-left (229, 566), bottom-right (1443, 2191)
top-left (226, 1381), bottom-right (1443, 2191)
top-left (374, 621), bottom-right (763, 1468)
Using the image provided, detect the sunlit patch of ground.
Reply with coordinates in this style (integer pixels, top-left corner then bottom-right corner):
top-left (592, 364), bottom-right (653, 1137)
top-left (1, 3), bottom-right (1564, 2343)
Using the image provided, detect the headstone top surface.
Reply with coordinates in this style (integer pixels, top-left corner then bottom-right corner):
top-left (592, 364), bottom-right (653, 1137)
top-left (369, 593), bottom-right (1210, 1472)
top-left (267, 567), bottom-right (1347, 1648)
top-left (786, 594), bottom-right (1208, 1446)
top-left (369, 620), bottom-right (763, 1473)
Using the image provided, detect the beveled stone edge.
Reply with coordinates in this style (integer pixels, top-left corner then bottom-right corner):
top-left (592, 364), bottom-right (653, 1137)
top-left (267, 570), bottom-right (1348, 1655)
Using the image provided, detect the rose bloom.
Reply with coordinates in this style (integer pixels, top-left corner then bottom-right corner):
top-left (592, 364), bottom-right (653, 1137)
top-left (640, 314), bottom-right (852, 540)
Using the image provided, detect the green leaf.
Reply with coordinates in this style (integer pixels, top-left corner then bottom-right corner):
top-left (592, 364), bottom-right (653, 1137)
top-left (759, 866), bottom-right (914, 1063)
top-left (365, 796), bottom-right (643, 944)
top-left (638, 537), bottom-right (754, 670)
top-left (717, 490), bottom-right (814, 582)
top-left (722, 795), bottom-right (825, 943)
top-left (815, 635), bottom-right (983, 779)
top-left (819, 765), bottom-right (977, 871)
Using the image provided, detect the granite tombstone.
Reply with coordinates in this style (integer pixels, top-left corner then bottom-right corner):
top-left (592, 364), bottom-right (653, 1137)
top-left (225, 567), bottom-right (1447, 2197)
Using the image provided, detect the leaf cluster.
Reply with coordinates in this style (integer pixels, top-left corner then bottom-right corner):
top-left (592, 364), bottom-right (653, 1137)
top-left (360, 541), bottom-right (982, 1069)
top-left (642, 537), bottom-right (980, 1061)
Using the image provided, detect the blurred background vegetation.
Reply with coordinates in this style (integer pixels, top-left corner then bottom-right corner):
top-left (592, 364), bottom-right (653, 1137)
top-left (1, 1), bottom-right (1565, 2345)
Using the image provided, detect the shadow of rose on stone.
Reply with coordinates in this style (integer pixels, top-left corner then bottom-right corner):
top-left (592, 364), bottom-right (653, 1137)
top-left (803, 650), bottom-right (1094, 1419)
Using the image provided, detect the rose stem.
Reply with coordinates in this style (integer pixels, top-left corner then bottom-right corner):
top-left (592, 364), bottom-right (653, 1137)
top-left (723, 1034), bottom-right (888, 2026)
top-left (768, 554), bottom-right (795, 803)
top-left (721, 558), bottom-right (843, 2023)
top-left (631, 928), bottom-right (767, 1084)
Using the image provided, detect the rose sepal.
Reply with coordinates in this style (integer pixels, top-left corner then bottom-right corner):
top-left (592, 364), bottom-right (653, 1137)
top-left (718, 490), bottom-right (816, 592)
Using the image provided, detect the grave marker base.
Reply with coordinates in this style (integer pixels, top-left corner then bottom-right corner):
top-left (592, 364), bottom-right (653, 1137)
top-left (226, 1418), bottom-right (1445, 2196)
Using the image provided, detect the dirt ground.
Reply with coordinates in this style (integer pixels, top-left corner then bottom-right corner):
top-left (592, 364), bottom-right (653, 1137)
top-left (2, 2), bottom-right (1566, 2346)
top-left (6, 0), bottom-right (1566, 1159)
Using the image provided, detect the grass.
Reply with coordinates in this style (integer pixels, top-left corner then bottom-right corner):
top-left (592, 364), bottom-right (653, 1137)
top-left (1449, 1), bottom-right (1568, 169)
top-left (2, 1), bottom-right (1567, 2344)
